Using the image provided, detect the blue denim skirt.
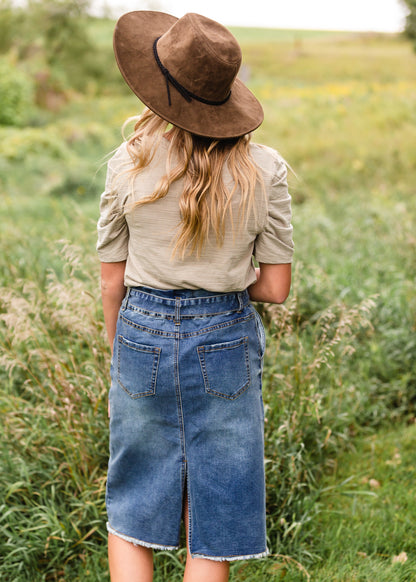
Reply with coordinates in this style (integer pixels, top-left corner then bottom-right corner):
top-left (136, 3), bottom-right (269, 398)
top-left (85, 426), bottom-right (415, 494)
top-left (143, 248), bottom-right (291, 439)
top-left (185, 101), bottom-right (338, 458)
top-left (106, 286), bottom-right (268, 561)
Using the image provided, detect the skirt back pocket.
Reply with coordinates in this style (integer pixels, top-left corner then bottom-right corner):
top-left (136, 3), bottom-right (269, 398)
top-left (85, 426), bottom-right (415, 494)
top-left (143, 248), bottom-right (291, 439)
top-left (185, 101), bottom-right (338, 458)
top-left (197, 336), bottom-right (250, 400)
top-left (117, 335), bottom-right (161, 399)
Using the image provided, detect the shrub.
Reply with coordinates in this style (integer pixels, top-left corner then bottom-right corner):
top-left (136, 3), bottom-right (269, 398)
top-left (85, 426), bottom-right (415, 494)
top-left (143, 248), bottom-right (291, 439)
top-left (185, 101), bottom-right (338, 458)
top-left (0, 58), bottom-right (34, 126)
top-left (0, 0), bottom-right (22, 53)
top-left (0, 126), bottom-right (70, 160)
top-left (48, 169), bottom-right (104, 198)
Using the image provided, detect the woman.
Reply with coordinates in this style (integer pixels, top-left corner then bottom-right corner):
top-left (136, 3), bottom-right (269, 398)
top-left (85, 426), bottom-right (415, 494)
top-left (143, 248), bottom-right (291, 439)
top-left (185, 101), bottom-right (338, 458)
top-left (97, 11), bottom-right (293, 582)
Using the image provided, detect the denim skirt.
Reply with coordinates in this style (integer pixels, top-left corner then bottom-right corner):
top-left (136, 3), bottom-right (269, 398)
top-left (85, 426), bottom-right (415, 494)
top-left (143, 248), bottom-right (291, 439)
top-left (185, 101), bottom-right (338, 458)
top-left (106, 286), bottom-right (268, 561)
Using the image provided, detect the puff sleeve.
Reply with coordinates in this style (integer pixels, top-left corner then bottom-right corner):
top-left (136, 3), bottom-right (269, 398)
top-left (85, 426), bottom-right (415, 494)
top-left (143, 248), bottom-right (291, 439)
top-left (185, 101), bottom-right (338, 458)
top-left (253, 152), bottom-right (294, 264)
top-left (96, 159), bottom-right (129, 262)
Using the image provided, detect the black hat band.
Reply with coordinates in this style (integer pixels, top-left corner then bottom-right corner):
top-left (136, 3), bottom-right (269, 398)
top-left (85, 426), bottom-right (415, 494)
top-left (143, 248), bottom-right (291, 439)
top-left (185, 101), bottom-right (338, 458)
top-left (153, 38), bottom-right (231, 107)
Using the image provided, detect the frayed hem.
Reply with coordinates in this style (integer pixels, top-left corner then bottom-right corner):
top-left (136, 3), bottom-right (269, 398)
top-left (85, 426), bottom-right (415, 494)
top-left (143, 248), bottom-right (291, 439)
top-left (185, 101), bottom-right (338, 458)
top-left (107, 523), bottom-right (179, 551)
top-left (191, 549), bottom-right (270, 562)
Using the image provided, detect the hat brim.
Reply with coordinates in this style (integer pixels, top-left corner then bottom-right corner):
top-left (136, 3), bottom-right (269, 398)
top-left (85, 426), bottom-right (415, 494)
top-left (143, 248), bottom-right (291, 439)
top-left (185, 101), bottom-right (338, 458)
top-left (113, 11), bottom-right (264, 139)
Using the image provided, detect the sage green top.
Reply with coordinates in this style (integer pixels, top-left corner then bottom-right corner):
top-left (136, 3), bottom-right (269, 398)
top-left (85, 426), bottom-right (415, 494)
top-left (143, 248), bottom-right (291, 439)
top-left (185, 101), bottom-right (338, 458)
top-left (97, 139), bottom-right (293, 292)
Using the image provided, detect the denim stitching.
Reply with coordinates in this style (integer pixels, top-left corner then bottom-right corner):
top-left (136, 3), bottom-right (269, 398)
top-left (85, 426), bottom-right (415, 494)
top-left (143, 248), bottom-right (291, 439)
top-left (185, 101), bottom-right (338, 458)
top-left (173, 325), bottom-right (187, 474)
top-left (117, 335), bottom-right (161, 399)
top-left (125, 305), bottom-right (173, 319)
top-left (182, 313), bottom-right (255, 338)
top-left (174, 329), bottom-right (190, 546)
top-left (120, 312), bottom-right (255, 339)
top-left (120, 316), bottom-right (176, 337)
top-left (129, 288), bottom-right (248, 305)
top-left (125, 303), bottom-right (248, 319)
top-left (197, 336), bottom-right (250, 400)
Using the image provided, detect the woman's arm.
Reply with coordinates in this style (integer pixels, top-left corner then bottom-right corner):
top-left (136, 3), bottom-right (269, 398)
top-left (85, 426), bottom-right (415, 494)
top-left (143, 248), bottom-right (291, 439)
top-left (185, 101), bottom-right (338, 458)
top-left (100, 261), bottom-right (127, 354)
top-left (248, 263), bottom-right (291, 304)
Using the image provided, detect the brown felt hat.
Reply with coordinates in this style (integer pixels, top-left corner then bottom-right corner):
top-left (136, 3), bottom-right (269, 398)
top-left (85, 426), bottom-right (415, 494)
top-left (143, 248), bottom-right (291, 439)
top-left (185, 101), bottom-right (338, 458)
top-left (113, 11), bottom-right (264, 139)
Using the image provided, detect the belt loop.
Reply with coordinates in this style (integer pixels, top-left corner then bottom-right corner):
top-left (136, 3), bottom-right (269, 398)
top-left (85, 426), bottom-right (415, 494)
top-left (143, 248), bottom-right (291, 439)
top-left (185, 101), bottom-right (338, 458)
top-left (121, 287), bottom-right (130, 311)
top-left (237, 292), bottom-right (244, 312)
top-left (174, 296), bottom-right (181, 326)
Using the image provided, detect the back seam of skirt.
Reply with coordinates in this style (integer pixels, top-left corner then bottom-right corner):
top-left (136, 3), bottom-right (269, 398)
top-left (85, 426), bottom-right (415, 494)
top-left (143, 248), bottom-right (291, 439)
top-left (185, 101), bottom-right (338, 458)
top-left (174, 330), bottom-right (187, 463)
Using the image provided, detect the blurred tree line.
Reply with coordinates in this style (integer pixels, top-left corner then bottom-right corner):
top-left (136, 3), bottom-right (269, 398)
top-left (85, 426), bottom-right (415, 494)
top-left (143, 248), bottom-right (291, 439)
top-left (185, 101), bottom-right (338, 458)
top-left (0, 0), bottom-right (90, 61)
top-left (402, 0), bottom-right (416, 48)
top-left (0, 0), bottom-right (122, 125)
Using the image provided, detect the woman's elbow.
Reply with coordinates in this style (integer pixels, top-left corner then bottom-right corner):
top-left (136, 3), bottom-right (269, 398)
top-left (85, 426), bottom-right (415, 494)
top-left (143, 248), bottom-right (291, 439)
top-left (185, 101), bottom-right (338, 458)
top-left (101, 276), bottom-right (125, 295)
top-left (265, 263), bottom-right (292, 304)
top-left (100, 261), bottom-right (126, 297)
top-left (265, 274), bottom-right (291, 304)
top-left (269, 285), bottom-right (290, 304)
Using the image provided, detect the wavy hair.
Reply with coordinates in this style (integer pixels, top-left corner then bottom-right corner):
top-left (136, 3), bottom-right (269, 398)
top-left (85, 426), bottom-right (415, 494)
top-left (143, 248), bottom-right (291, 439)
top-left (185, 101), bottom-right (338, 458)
top-left (122, 108), bottom-right (262, 258)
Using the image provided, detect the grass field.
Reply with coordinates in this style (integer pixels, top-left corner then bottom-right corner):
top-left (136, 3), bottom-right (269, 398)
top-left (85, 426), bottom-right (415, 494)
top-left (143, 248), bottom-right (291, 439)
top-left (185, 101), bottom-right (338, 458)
top-left (1, 22), bottom-right (416, 581)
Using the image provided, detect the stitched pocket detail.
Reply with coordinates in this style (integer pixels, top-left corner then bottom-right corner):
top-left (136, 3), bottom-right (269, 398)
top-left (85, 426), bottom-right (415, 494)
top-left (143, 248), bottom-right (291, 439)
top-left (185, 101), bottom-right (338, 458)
top-left (197, 337), bottom-right (250, 400)
top-left (117, 335), bottom-right (161, 399)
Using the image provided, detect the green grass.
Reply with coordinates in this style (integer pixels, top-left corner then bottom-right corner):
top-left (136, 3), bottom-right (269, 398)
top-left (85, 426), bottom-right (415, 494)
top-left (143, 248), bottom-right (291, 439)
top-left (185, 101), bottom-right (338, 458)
top-left (232, 27), bottom-right (347, 43)
top-left (304, 423), bottom-right (416, 581)
top-left (1, 22), bottom-right (416, 581)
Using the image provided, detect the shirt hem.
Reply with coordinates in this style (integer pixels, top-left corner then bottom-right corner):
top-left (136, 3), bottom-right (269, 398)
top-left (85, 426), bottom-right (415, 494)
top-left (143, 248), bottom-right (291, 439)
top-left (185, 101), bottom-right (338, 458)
top-left (97, 254), bottom-right (128, 263)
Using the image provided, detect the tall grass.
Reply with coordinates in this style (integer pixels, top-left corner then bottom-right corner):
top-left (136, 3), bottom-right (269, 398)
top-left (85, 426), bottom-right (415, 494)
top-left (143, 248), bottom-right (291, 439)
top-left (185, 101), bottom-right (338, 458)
top-left (259, 268), bottom-right (377, 557)
top-left (0, 243), bottom-right (375, 579)
top-left (0, 242), bottom-right (109, 580)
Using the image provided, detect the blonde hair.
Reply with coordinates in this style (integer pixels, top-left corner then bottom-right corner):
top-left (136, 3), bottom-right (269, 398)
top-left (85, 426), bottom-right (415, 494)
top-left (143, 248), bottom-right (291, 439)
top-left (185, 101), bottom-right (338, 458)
top-left (123, 108), bottom-right (262, 259)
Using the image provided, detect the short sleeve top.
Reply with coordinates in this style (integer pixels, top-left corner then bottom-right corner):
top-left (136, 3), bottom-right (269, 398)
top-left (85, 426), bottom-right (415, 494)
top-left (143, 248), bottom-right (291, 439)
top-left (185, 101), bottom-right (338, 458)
top-left (97, 139), bottom-right (293, 292)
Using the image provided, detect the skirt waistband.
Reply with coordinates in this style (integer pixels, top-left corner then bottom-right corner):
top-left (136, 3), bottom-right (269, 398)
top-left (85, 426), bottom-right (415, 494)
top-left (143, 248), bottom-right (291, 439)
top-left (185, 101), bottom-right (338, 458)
top-left (123, 286), bottom-right (251, 318)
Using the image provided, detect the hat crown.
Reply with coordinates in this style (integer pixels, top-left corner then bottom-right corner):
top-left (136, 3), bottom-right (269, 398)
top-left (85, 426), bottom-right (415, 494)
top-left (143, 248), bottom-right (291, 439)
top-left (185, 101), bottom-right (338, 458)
top-left (157, 13), bottom-right (242, 102)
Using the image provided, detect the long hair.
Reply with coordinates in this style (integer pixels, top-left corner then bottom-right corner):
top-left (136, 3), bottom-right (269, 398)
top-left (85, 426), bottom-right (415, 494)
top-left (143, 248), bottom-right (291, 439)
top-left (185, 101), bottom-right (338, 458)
top-left (123, 108), bottom-right (262, 259)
